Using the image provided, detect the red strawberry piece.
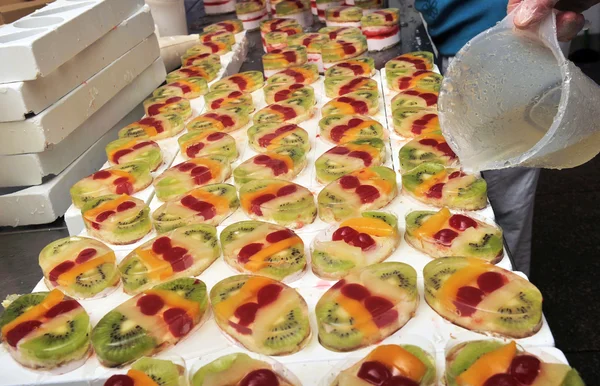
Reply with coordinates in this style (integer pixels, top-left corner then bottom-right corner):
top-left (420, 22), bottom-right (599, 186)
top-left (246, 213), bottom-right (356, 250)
top-left (48, 261), bottom-right (75, 282)
top-left (163, 308), bottom-right (194, 337)
top-left (5, 320), bottom-right (42, 347)
top-left (96, 211), bottom-right (116, 223)
top-left (449, 214), bottom-right (478, 231)
top-left (93, 170), bottom-right (111, 180)
top-left (178, 162), bottom-right (196, 172)
top-left (170, 253), bottom-right (194, 272)
top-left (355, 185), bottom-right (380, 203)
top-left (477, 272), bottom-right (506, 294)
top-left (348, 151), bottom-right (373, 166)
top-left (117, 201), bottom-right (136, 212)
top-left (364, 296), bottom-right (394, 318)
top-left (114, 179), bottom-right (134, 195)
top-left (75, 248), bottom-right (97, 263)
top-left (433, 229), bottom-right (459, 246)
top-left (234, 302), bottom-right (260, 326)
top-left (238, 243), bottom-right (263, 263)
top-left (339, 175), bottom-right (360, 189)
top-left (418, 138), bottom-right (438, 146)
top-left (257, 284), bottom-right (283, 307)
top-left (250, 194), bottom-right (275, 216)
top-left (341, 283), bottom-right (370, 300)
top-left (277, 184), bottom-right (297, 197)
top-left (230, 76), bottom-right (248, 91)
top-left (454, 286), bottom-right (485, 317)
top-left (152, 237), bottom-right (172, 254)
top-left (437, 142), bottom-right (456, 158)
top-left (186, 142), bottom-right (205, 158)
top-left (330, 125), bottom-right (350, 143)
top-left (163, 247), bottom-right (188, 263)
top-left (44, 300), bottom-right (80, 318)
top-left (426, 183), bottom-right (445, 199)
top-left (266, 229), bottom-right (294, 243)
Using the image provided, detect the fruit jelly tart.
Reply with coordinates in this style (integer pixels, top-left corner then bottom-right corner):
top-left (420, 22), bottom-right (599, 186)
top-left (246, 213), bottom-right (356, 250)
top-left (264, 30), bottom-right (292, 52)
top-left (325, 57), bottom-right (376, 77)
top-left (154, 155), bottom-right (231, 202)
top-left (316, 0), bottom-right (343, 21)
top-left (361, 9), bottom-right (400, 52)
top-left (236, 0), bottom-right (269, 31)
top-left (404, 208), bottom-right (503, 262)
top-left (319, 114), bottom-right (384, 144)
top-left (247, 122), bottom-right (310, 153)
top-left (205, 20), bottom-right (245, 35)
top-left (210, 275), bottom-right (311, 355)
top-left (318, 166), bottom-right (397, 223)
top-left (153, 183), bottom-right (238, 234)
top-left (234, 147), bottom-right (307, 185)
top-left (393, 107), bottom-right (440, 138)
top-left (119, 224), bottom-right (220, 294)
top-left (332, 344), bottom-right (436, 385)
top-left (0, 290), bottom-right (91, 370)
top-left (260, 18), bottom-right (301, 40)
top-left (402, 163), bottom-right (488, 210)
top-left (181, 52), bottom-right (221, 69)
top-left (70, 162), bottom-right (152, 209)
top-left (166, 63), bottom-right (221, 83)
top-left (104, 357), bottom-right (187, 386)
top-left (311, 211), bottom-right (399, 279)
top-left (322, 90), bottom-right (380, 117)
top-left (253, 96), bottom-right (314, 125)
top-left (262, 46), bottom-right (308, 78)
top-left (239, 179), bottom-right (317, 229)
top-left (324, 76), bottom-right (378, 98)
top-left (386, 69), bottom-right (443, 93)
top-left (92, 278), bottom-right (208, 367)
top-left (391, 87), bottom-right (439, 111)
top-left (186, 41), bottom-right (232, 57)
top-left (220, 221), bottom-right (306, 281)
top-left (39, 237), bottom-right (120, 299)
top-left (199, 30), bottom-right (236, 47)
top-left (445, 340), bottom-right (585, 386)
top-left (179, 131), bottom-right (238, 161)
top-left (118, 114), bottom-right (185, 140)
top-left (187, 105), bottom-right (253, 133)
top-left (424, 257), bottom-right (543, 338)
top-left (143, 96), bottom-right (192, 120)
top-left (385, 51), bottom-right (434, 72)
top-left (263, 83), bottom-right (315, 105)
top-left (266, 64), bottom-right (319, 86)
top-left (316, 262), bottom-right (418, 351)
top-left (322, 34), bottom-right (368, 65)
top-left (319, 26), bottom-right (363, 40)
top-left (81, 194), bottom-right (151, 245)
top-left (204, 89), bottom-right (254, 111)
top-left (106, 138), bottom-right (162, 172)
top-left (191, 353), bottom-right (299, 386)
top-left (154, 77), bottom-right (209, 100)
top-left (210, 71), bottom-right (265, 93)
top-left (315, 137), bottom-right (386, 184)
top-left (287, 32), bottom-right (330, 55)
top-left (325, 6), bottom-right (363, 27)
top-left (398, 130), bottom-right (458, 171)
top-left (275, 0), bottom-right (313, 28)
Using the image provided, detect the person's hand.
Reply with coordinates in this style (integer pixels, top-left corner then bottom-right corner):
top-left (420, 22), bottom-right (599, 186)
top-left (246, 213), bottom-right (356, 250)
top-left (508, 0), bottom-right (600, 41)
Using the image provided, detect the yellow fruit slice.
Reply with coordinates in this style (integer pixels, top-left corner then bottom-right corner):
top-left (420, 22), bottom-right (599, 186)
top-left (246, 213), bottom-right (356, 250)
top-left (340, 217), bottom-right (394, 237)
top-left (189, 189), bottom-right (230, 212)
top-left (213, 276), bottom-right (274, 319)
top-left (145, 288), bottom-right (201, 321)
top-left (1, 290), bottom-right (65, 337)
top-left (240, 182), bottom-right (288, 212)
top-left (456, 341), bottom-right (517, 386)
top-left (107, 140), bottom-right (137, 161)
top-left (438, 260), bottom-right (489, 312)
top-left (336, 295), bottom-right (378, 336)
top-left (342, 119), bottom-right (380, 143)
top-left (366, 345), bottom-right (427, 381)
top-left (127, 369), bottom-right (160, 386)
top-left (83, 195), bottom-right (131, 219)
top-left (56, 253), bottom-right (115, 286)
top-left (414, 208), bottom-right (451, 239)
top-left (136, 248), bottom-right (174, 281)
top-left (245, 236), bottom-right (303, 271)
top-left (353, 168), bottom-right (393, 195)
top-left (413, 170), bottom-right (447, 197)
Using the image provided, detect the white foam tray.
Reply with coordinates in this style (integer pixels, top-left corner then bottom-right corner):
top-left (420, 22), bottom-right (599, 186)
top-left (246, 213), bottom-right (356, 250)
top-left (0, 0), bottom-right (145, 83)
top-left (0, 60), bottom-right (166, 227)
top-left (0, 6), bottom-right (155, 123)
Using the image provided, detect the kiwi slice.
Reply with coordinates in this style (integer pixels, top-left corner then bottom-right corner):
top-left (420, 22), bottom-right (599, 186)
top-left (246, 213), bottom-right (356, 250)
top-left (315, 300), bottom-right (364, 351)
top-left (399, 142), bottom-right (444, 171)
top-left (154, 278), bottom-right (208, 312)
top-left (192, 353), bottom-right (240, 385)
top-left (271, 194), bottom-right (317, 226)
top-left (404, 210), bottom-right (434, 235)
top-left (563, 369), bottom-right (586, 386)
top-left (316, 138), bottom-right (385, 183)
top-left (362, 211), bottom-right (398, 228)
top-left (462, 233), bottom-right (503, 259)
top-left (445, 341), bottom-right (505, 386)
top-left (119, 257), bottom-right (148, 293)
top-left (422, 256), bottom-right (461, 299)
top-left (70, 263), bottom-right (119, 297)
top-left (311, 249), bottom-right (357, 277)
top-left (401, 163), bottom-right (446, 193)
top-left (443, 176), bottom-right (488, 210)
top-left (0, 292), bottom-right (47, 329)
top-left (402, 345), bottom-right (436, 385)
top-left (92, 310), bottom-right (157, 367)
top-left (317, 187), bottom-right (354, 222)
top-left (262, 307), bottom-right (310, 351)
top-left (494, 287), bottom-right (543, 333)
top-left (131, 357), bottom-right (182, 386)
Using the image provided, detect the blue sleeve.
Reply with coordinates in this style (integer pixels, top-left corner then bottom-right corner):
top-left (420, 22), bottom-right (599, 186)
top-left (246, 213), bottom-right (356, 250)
top-left (415, 0), bottom-right (508, 56)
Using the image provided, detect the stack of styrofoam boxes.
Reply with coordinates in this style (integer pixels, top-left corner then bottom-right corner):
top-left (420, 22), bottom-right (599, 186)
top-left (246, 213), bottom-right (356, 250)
top-left (0, 0), bottom-right (165, 227)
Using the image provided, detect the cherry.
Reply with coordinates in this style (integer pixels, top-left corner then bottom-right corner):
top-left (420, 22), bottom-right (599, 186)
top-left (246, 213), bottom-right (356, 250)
top-left (132, 141), bottom-right (153, 150)
top-left (348, 151), bottom-right (373, 166)
top-left (342, 44), bottom-right (356, 55)
top-left (357, 361), bottom-right (391, 385)
top-left (93, 170), bottom-right (111, 180)
top-left (348, 118), bottom-right (364, 128)
top-left (191, 200), bottom-right (216, 219)
top-left (455, 286), bottom-right (485, 317)
top-left (449, 214), bottom-right (478, 231)
top-left (382, 376), bottom-right (419, 386)
top-left (239, 369), bottom-right (280, 386)
top-left (49, 261), bottom-right (75, 282)
top-left (373, 308), bottom-right (399, 328)
top-left (5, 320), bottom-right (42, 347)
top-left (163, 308), bottom-right (194, 337)
top-left (117, 201), bottom-right (136, 212)
top-left (341, 283), bottom-right (370, 300)
top-left (230, 76), bottom-right (248, 91)
top-left (510, 355), bottom-right (541, 385)
top-left (178, 162), bottom-right (195, 172)
top-left (207, 132), bottom-right (226, 141)
top-left (234, 302), bottom-right (260, 326)
top-left (193, 169), bottom-right (213, 185)
top-left (483, 374), bottom-right (518, 386)
top-left (339, 175), bottom-right (360, 189)
top-left (139, 117), bottom-right (164, 133)
top-left (258, 133), bottom-right (277, 147)
top-left (254, 155), bottom-right (271, 164)
top-left (339, 78), bottom-right (366, 95)
top-left (96, 210), bottom-right (116, 223)
top-left (282, 51), bottom-right (297, 63)
top-left (433, 229), bottom-right (459, 246)
top-left (350, 100), bottom-right (368, 114)
top-left (437, 142), bottom-right (456, 158)
top-left (266, 229), bottom-right (294, 243)
top-left (112, 149), bottom-right (133, 164)
top-left (364, 296), bottom-right (394, 318)
top-left (419, 138), bottom-right (438, 147)
top-left (277, 185), bottom-right (297, 197)
top-left (356, 185), bottom-right (380, 204)
top-left (163, 247), bottom-right (188, 262)
top-left (238, 243), bottom-right (264, 263)
top-left (191, 165), bottom-right (210, 176)
top-left (186, 143), bottom-right (205, 158)
top-left (477, 272), bottom-right (506, 294)
top-left (75, 248), bottom-right (96, 263)
top-left (104, 374), bottom-right (134, 386)
top-left (330, 125), bottom-right (350, 143)
top-left (266, 159), bottom-right (288, 176)
top-left (270, 104), bottom-right (296, 120)
top-left (426, 183), bottom-right (445, 199)
top-left (152, 237), bottom-right (172, 254)
top-left (348, 233), bottom-right (376, 251)
top-left (328, 146), bottom-right (350, 155)
top-left (114, 180), bottom-right (134, 195)
top-left (45, 300), bottom-right (80, 318)
top-left (250, 194), bottom-right (275, 216)
top-left (137, 294), bottom-right (165, 316)
top-left (170, 253), bottom-right (194, 272)
top-left (332, 226), bottom-right (359, 243)
top-left (257, 284), bottom-right (283, 306)
top-left (449, 171), bottom-right (466, 179)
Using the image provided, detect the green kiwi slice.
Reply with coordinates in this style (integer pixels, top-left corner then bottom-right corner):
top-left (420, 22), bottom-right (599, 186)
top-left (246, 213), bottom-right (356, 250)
top-left (131, 357), bottom-right (182, 386)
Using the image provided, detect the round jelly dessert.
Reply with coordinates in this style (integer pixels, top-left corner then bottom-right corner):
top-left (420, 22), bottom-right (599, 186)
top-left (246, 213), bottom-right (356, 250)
top-left (178, 130), bottom-right (238, 161)
top-left (39, 236), bottom-right (119, 299)
top-left (187, 105), bottom-right (253, 133)
top-left (199, 30), bottom-right (236, 47)
top-left (221, 221), bottom-right (307, 280)
top-left (210, 71), bottom-right (265, 93)
top-left (287, 33), bottom-right (330, 72)
top-left (263, 83), bottom-right (315, 105)
top-left (266, 64), bottom-right (319, 86)
top-left (322, 35), bottom-right (368, 66)
top-left (204, 89), bottom-right (253, 111)
top-left (393, 107), bottom-right (440, 138)
top-left (332, 344), bottom-right (436, 385)
top-left (104, 357), bottom-right (187, 386)
top-left (316, 263), bottom-right (418, 351)
top-left (385, 51), bottom-right (434, 72)
top-left (186, 41), bottom-right (231, 57)
top-left (386, 69), bottom-right (443, 92)
top-left (92, 278), bottom-right (208, 367)
top-left (325, 6), bottom-right (363, 27)
top-left (236, 0), bottom-right (269, 31)
top-left (118, 224), bottom-right (220, 294)
top-left (424, 257), bottom-right (543, 338)
top-left (82, 194), bottom-right (151, 245)
top-left (239, 179), bottom-right (317, 228)
top-left (167, 63), bottom-right (221, 83)
top-left (264, 30), bottom-right (292, 52)
top-left (444, 340), bottom-right (585, 386)
top-left (248, 122), bottom-right (310, 153)
top-left (233, 147), bottom-right (307, 185)
top-left (118, 114), bottom-right (185, 140)
top-left (361, 9), bottom-right (400, 51)
top-left (398, 131), bottom-right (458, 172)
top-left (143, 96), bottom-right (192, 120)
top-left (152, 183), bottom-right (239, 234)
top-left (319, 26), bottom-right (363, 40)
top-left (316, 0), bottom-right (343, 21)
top-left (210, 275), bottom-right (311, 355)
top-left (262, 45), bottom-right (308, 78)
top-left (319, 114), bottom-right (384, 144)
top-left (181, 52), bottom-right (221, 69)
top-left (205, 20), bottom-right (244, 35)
top-left (391, 87), bottom-right (439, 111)
top-left (311, 211), bottom-right (399, 279)
top-left (404, 208), bottom-right (503, 262)
top-left (275, 0), bottom-right (313, 28)
top-left (70, 162), bottom-right (152, 209)
top-left (318, 166), bottom-right (397, 223)
top-left (322, 90), bottom-right (380, 117)
top-left (324, 76), bottom-right (378, 98)
top-left (325, 57), bottom-right (376, 77)
top-left (153, 155), bottom-right (232, 202)
top-left (106, 138), bottom-right (162, 172)
top-left (260, 18), bottom-right (301, 40)
top-left (315, 137), bottom-right (386, 184)
top-left (154, 77), bottom-right (209, 100)
top-left (253, 96), bottom-right (314, 125)
top-left (0, 290), bottom-right (91, 370)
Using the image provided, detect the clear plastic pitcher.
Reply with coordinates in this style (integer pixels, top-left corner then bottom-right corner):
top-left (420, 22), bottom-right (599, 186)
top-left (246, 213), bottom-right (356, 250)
top-left (438, 10), bottom-right (600, 171)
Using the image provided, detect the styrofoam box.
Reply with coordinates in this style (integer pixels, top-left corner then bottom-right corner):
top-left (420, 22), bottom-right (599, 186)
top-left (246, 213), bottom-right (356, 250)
top-left (0, 0), bottom-right (145, 83)
top-left (0, 59), bottom-right (166, 227)
top-left (0, 6), bottom-right (155, 123)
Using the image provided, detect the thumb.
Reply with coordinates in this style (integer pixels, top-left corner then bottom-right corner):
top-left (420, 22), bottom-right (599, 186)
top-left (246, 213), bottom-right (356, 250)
top-left (514, 0), bottom-right (559, 28)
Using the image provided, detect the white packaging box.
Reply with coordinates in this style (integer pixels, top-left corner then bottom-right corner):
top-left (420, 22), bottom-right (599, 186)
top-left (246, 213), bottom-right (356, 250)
top-left (0, 60), bottom-right (166, 227)
top-left (0, 6), bottom-right (155, 123)
top-left (0, 0), bottom-right (145, 83)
